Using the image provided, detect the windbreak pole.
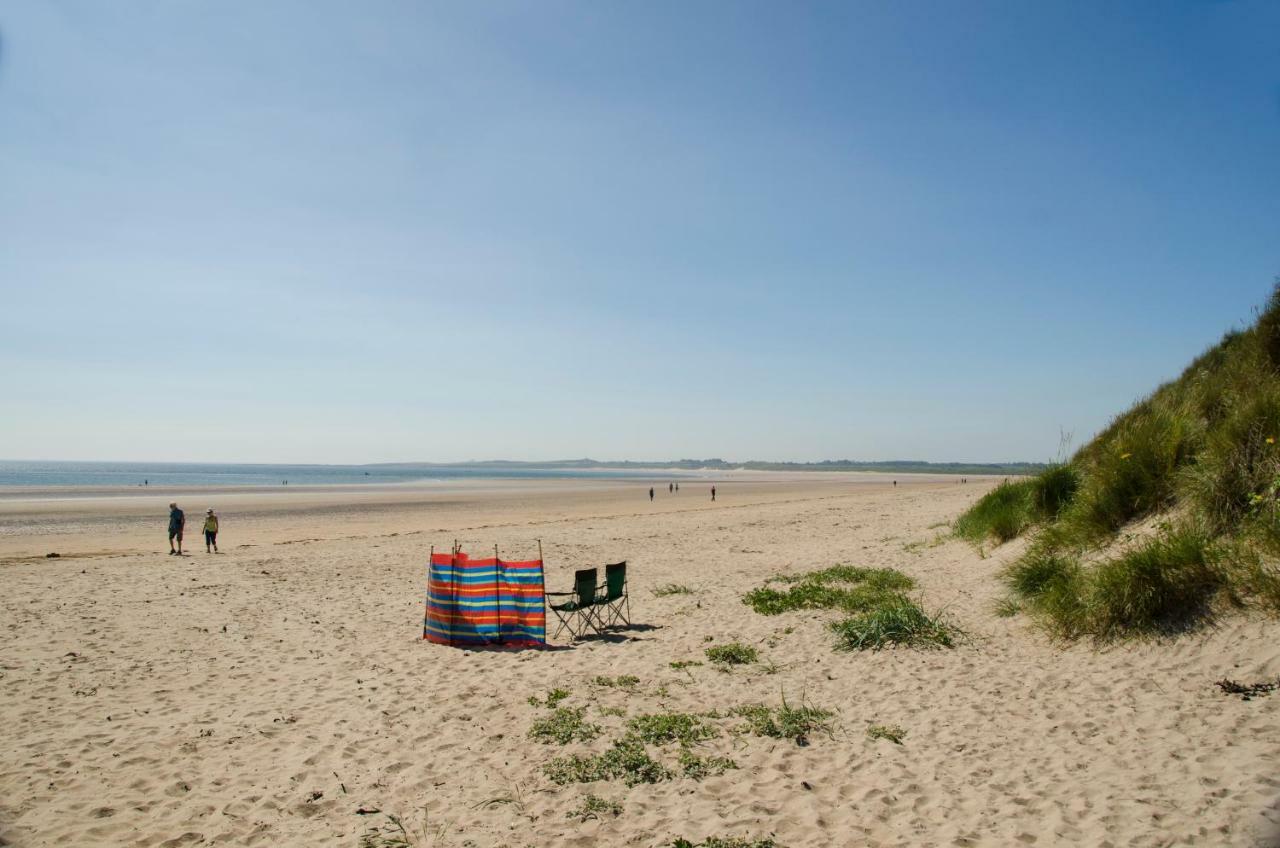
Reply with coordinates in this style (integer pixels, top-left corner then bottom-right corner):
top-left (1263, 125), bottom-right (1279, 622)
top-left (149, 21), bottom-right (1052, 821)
top-left (494, 544), bottom-right (503, 646)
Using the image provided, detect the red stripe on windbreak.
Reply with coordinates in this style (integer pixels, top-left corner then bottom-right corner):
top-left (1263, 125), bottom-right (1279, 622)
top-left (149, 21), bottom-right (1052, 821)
top-left (427, 576), bottom-right (545, 588)
top-left (426, 610), bottom-right (547, 625)
top-left (427, 578), bottom-right (543, 588)
top-left (430, 578), bottom-right (545, 591)
top-left (424, 607), bottom-right (545, 622)
top-left (428, 612), bottom-right (547, 625)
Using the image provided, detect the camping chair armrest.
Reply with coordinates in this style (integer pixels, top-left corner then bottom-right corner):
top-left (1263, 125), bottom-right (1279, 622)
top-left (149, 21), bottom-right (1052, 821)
top-left (543, 591), bottom-right (573, 597)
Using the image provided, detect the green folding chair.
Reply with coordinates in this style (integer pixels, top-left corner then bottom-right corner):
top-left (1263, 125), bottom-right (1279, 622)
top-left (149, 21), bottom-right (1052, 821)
top-left (545, 567), bottom-right (603, 640)
top-left (598, 561), bottom-right (630, 629)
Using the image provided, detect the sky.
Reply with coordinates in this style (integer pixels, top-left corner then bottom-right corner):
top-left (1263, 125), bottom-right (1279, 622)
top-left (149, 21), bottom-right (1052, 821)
top-left (1, 1), bottom-right (1278, 465)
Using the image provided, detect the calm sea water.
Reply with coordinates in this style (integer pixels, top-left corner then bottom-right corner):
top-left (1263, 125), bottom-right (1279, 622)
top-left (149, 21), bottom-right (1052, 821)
top-left (0, 460), bottom-right (654, 488)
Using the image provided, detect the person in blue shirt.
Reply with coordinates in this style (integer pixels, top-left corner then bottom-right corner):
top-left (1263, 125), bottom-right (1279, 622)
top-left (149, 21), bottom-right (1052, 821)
top-left (168, 502), bottom-right (185, 555)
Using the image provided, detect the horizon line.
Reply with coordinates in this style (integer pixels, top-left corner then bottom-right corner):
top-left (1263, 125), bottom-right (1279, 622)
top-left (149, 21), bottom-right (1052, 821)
top-left (0, 456), bottom-right (1048, 468)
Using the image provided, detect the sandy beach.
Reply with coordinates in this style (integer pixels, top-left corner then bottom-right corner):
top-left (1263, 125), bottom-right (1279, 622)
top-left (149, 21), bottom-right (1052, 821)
top-left (1, 476), bottom-right (1278, 847)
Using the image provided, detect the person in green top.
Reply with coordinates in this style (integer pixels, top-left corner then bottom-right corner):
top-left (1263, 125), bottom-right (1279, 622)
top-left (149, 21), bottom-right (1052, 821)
top-left (203, 509), bottom-right (219, 553)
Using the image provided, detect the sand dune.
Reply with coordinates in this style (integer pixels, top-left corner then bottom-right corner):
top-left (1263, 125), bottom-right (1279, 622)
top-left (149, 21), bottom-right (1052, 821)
top-left (1, 479), bottom-right (1277, 847)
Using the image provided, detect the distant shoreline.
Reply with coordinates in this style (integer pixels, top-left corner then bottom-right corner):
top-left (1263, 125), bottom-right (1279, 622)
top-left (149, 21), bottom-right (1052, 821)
top-left (0, 468), bottom-right (1015, 504)
top-left (0, 458), bottom-right (1041, 490)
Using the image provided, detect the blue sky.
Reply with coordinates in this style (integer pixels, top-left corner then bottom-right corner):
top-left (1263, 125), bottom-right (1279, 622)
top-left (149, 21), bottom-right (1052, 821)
top-left (1, 1), bottom-right (1277, 464)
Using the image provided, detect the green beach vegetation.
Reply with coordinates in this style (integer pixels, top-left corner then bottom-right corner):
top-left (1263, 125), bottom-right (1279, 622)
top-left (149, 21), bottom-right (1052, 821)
top-left (704, 642), bottom-right (759, 666)
top-left (528, 706), bottom-right (602, 745)
top-left (866, 724), bottom-right (907, 745)
top-left (730, 697), bottom-right (834, 743)
top-left (566, 794), bottom-right (623, 822)
top-left (742, 564), bottom-right (959, 650)
top-left (958, 283), bottom-right (1280, 640)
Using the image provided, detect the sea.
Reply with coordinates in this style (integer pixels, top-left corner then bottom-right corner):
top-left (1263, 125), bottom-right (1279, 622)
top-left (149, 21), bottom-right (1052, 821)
top-left (0, 460), bottom-right (658, 488)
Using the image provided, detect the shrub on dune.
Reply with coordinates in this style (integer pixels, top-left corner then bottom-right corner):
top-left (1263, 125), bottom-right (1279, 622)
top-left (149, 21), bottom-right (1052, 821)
top-left (1066, 405), bottom-right (1202, 542)
top-left (1002, 548), bottom-right (1081, 600)
top-left (1083, 524), bottom-right (1227, 639)
top-left (953, 479), bottom-right (1036, 544)
top-left (829, 597), bottom-right (958, 650)
top-left (1185, 387), bottom-right (1280, 529)
top-left (1029, 463), bottom-right (1080, 519)
top-left (977, 282), bottom-right (1280, 640)
top-left (1008, 524), bottom-right (1232, 641)
top-left (954, 463), bottom-right (1082, 546)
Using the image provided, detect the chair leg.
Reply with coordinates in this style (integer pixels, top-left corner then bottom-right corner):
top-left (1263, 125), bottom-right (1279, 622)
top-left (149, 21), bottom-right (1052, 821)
top-left (551, 609), bottom-right (576, 641)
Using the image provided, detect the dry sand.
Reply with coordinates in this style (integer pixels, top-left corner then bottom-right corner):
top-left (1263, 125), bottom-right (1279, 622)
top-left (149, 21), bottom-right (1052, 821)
top-left (1, 476), bottom-right (1278, 847)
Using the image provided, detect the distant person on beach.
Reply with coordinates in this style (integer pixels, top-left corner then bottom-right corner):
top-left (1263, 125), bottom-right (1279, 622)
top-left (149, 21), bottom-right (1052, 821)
top-left (675, 482), bottom-right (679, 493)
top-left (203, 509), bottom-right (219, 553)
top-left (168, 502), bottom-right (185, 555)
top-left (711, 486), bottom-right (716, 501)
top-left (649, 487), bottom-right (654, 501)
top-left (893, 480), bottom-right (897, 487)
top-left (669, 482), bottom-right (673, 494)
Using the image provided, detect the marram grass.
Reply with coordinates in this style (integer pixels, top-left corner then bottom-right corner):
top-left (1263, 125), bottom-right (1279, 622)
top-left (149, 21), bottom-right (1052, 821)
top-left (971, 282), bottom-right (1280, 640)
top-left (742, 563), bottom-right (955, 651)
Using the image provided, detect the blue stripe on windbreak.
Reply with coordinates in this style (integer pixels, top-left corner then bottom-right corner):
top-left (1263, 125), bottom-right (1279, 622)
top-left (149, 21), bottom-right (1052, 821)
top-left (426, 594), bottom-right (544, 609)
top-left (430, 568), bottom-right (545, 584)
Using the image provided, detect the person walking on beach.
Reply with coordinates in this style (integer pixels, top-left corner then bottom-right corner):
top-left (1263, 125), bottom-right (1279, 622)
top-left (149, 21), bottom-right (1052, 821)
top-left (711, 485), bottom-right (716, 501)
top-left (669, 482), bottom-right (673, 494)
top-left (649, 487), bottom-right (654, 502)
top-left (168, 502), bottom-right (185, 555)
top-left (203, 509), bottom-right (219, 553)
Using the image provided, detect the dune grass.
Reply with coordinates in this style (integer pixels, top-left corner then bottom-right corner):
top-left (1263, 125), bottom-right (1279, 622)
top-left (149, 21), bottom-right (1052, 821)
top-left (953, 464), bottom-right (1080, 544)
top-left (742, 563), bottom-right (955, 651)
top-left (743, 565), bottom-right (914, 616)
top-left (1085, 524), bottom-right (1229, 637)
top-left (1003, 523), bottom-right (1241, 640)
top-left (829, 597), bottom-right (959, 650)
top-left (953, 478), bottom-right (1038, 543)
top-left (962, 283), bottom-right (1280, 641)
